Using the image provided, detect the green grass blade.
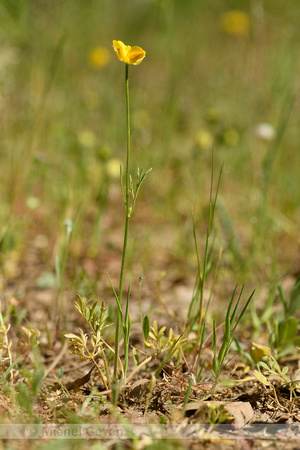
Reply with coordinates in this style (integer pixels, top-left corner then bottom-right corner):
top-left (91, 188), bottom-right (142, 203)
top-left (0, 356), bottom-right (22, 383)
top-left (232, 289), bottom-right (255, 334)
top-left (106, 272), bottom-right (123, 323)
top-left (230, 284), bottom-right (243, 326)
top-left (154, 331), bottom-right (186, 378)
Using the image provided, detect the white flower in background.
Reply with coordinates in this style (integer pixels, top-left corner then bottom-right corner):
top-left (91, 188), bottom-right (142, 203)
top-left (254, 123), bottom-right (275, 141)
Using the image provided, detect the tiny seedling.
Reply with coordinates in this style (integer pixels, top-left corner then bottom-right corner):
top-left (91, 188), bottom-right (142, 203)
top-left (65, 296), bottom-right (113, 394)
top-left (268, 278), bottom-right (300, 359)
top-left (251, 342), bottom-right (299, 405)
top-left (145, 320), bottom-right (186, 363)
top-left (212, 285), bottom-right (254, 383)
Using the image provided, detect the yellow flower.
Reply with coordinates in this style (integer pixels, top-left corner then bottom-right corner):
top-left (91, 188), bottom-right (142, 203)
top-left (195, 129), bottom-right (214, 151)
top-left (250, 342), bottom-right (272, 364)
top-left (106, 158), bottom-right (122, 179)
top-left (220, 10), bottom-right (250, 37)
top-left (77, 129), bottom-right (96, 148)
top-left (88, 46), bottom-right (111, 68)
top-left (112, 40), bottom-right (146, 65)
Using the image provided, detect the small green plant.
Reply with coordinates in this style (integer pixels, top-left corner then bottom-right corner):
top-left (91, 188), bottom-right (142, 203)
top-left (270, 316), bottom-right (300, 360)
top-left (186, 156), bottom-right (224, 381)
top-left (145, 320), bottom-right (185, 361)
top-left (15, 368), bottom-right (44, 421)
top-left (0, 303), bottom-right (37, 384)
top-left (268, 278), bottom-right (300, 358)
top-left (212, 285), bottom-right (254, 383)
top-left (251, 342), bottom-right (300, 405)
top-left (206, 402), bottom-right (234, 425)
top-left (259, 278), bottom-right (300, 359)
top-left (278, 277), bottom-right (300, 318)
top-left (185, 156), bottom-right (253, 384)
top-left (0, 303), bottom-right (13, 376)
top-left (107, 276), bottom-right (131, 383)
top-left (138, 274), bottom-right (150, 344)
top-left (65, 296), bottom-right (113, 395)
top-left (0, 314), bottom-right (22, 383)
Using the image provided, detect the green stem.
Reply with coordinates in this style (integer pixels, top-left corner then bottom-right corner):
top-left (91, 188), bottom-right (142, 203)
top-left (113, 64), bottom-right (131, 391)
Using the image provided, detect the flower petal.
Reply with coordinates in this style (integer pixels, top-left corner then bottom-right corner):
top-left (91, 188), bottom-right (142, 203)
top-left (113, 40), bottom-right (130, 63)
top-left (127, 46), bottom-right (146, 65)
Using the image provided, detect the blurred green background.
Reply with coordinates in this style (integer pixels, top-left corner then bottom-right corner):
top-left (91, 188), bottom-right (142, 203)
top-left (0, 0), bottom-right (299, 291)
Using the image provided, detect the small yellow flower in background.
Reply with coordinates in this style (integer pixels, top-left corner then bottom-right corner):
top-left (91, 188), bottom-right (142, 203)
top-left (195, 129), bottom-right (214, 151)
top-left (112, 40), bottom-right (146, 65)
top-left (77, 129), bottom-right (97, 148)
top-left (88, 46), bottom-right (111, 68)
top-left (220, 10), bottom-right (251, 37)
top-left (106, 158), bottom-right (122, 179)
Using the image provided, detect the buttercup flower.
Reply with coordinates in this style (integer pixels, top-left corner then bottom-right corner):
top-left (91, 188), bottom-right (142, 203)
top-left (112, 40), bottom-right (146, 65)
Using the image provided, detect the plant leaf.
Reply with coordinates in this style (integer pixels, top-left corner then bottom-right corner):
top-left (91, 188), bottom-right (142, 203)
top-left (278, 318), bottom-right (298, 343)
top-left (289, 277), bottom-right (300, 315)
top-left (132, 347), bottom-right (139, 366)
top-left (142, 315), bottom-right (150, 341)
top-left (253, 370), bottom-right (271, 386)
top-left (0, 356), bottom-right (22, 383)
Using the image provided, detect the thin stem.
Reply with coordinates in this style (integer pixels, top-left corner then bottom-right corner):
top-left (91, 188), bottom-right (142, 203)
top-left (99, 345), bottom-right (112, 391)
top-left (113, 64), bottom-right (131, 389)
top-left (193, 154), bottom-right (214, 356)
